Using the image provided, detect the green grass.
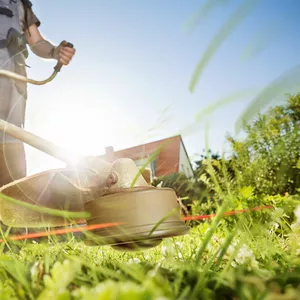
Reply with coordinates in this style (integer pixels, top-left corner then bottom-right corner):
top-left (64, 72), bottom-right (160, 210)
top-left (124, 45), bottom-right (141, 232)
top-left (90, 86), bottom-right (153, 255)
top-left (0, 207), bottom-right (299, 299)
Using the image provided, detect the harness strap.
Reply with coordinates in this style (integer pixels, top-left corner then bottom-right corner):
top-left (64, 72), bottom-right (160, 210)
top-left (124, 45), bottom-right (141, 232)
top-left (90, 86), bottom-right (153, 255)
top-left (0, 6), bottom-right (13, 18)
top-left (0, 39), bottom-right (7, 49)
top-left (0, 28), bottom-right (28, 58)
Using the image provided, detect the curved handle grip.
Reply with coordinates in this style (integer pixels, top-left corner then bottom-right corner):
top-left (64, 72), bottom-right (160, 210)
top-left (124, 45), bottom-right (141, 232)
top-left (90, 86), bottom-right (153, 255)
top-left (54, 42), bottom-right (74, 72)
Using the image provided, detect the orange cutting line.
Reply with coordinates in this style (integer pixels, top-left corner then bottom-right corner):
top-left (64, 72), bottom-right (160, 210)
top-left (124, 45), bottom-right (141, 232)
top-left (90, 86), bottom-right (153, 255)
top-left (181, 205), bottom-right (274, 221)
top-left (0, 222), bottom-right (124, 243)
top-left (0, 206), bottom-right (274, 243)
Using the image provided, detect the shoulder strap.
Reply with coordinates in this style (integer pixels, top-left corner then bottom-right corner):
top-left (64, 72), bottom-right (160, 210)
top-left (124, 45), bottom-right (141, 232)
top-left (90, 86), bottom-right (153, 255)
top-left (20, 0), bottom-right (33, 31)
top-left (21, 0), bottom-right (33, 9)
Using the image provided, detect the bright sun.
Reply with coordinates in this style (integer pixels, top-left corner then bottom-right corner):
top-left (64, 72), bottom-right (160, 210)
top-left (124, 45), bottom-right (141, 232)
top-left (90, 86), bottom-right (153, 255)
top-left (25, 93), bottom-right (135, 175)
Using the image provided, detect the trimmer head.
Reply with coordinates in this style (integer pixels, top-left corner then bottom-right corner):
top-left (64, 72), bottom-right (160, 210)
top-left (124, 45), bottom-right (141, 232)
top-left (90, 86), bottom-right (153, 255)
top-left (84, 187), bottom-right (189, 250)
top-left (0, 161), bottom-right (189, 251)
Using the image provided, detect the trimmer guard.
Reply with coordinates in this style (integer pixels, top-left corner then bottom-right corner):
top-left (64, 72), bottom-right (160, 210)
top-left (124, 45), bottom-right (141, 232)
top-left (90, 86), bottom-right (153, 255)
top-left (0, 168), bottom-right (86, 228)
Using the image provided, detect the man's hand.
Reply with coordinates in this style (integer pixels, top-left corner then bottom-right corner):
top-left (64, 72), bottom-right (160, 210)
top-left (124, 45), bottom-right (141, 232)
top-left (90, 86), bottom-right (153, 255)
top-left (53, 41), bottom-right (76, 66)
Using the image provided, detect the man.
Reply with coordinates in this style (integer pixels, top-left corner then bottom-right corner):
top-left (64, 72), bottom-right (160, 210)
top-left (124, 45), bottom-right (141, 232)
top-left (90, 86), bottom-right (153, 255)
top-left (0, 0), bottom-right (75, 187)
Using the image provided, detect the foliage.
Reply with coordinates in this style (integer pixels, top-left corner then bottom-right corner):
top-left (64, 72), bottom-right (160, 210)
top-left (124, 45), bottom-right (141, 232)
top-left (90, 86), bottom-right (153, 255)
top-left (185, 95), bottom-right (300, 221)
top-left (195, 153), bottom-right (236, 200)
top-left (151, 150), bottom-right (231, 204)
top-left (190, 190), bottom-right (300, 227)
top-left (227, 94), bottom-right (300, 196)
top-left (152, 173), bottom-right (194, 198)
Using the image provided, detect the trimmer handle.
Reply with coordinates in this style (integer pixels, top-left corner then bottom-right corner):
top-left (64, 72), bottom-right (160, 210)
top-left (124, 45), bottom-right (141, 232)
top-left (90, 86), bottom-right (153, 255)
top-left (54, 42), bottom-right (74, 72)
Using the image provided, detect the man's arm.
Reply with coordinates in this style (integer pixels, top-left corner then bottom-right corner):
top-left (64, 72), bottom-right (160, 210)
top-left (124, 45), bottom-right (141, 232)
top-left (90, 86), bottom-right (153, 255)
top-left (25, 24), bottom-right (75, 66)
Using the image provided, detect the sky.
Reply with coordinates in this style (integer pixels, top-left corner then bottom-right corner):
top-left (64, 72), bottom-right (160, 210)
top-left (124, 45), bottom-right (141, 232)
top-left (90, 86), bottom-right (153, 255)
top-left (23, 0), bottom-right (300, 175)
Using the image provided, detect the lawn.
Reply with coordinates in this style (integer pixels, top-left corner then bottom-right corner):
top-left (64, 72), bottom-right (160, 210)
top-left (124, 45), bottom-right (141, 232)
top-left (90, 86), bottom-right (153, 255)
top-left (0, 204), bottom-right (299, 299)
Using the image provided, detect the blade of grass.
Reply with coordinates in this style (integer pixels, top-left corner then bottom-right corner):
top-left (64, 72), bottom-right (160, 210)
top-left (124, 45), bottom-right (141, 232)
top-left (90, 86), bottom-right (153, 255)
top-left (189, 0), bottom-right (262, 92)
top-left (235, 65), bottom-right (300, 133)
top-left (183, 0), bottom-right (231, 34)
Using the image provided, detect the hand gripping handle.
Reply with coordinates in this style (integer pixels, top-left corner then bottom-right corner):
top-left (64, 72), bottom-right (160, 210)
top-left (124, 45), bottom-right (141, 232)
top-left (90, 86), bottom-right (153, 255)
top-left (54, 42), bottom-right (74, 72)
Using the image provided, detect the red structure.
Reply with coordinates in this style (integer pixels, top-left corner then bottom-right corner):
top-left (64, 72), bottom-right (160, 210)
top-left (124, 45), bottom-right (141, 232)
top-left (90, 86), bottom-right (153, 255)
top-left (99, 135), bottom-right (194, 179)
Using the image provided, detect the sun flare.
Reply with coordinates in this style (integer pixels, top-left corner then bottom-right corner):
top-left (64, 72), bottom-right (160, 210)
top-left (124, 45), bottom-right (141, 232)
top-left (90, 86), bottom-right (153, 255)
top-left (25, 94), bottom-right (135, 175)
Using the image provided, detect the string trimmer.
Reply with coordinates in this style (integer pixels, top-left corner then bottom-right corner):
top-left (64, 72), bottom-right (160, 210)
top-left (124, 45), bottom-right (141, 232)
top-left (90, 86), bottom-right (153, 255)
top-left (0, 46), bottom-right (190, 251)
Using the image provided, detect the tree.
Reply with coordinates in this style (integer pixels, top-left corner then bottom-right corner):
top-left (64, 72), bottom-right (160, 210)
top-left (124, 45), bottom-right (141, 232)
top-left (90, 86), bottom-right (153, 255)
top-left (193, 150), bottom-right (221, 172)
top-left (192, 150), bottom-right (236, 199)
top-left (227, 94), bottom-right (300, 196)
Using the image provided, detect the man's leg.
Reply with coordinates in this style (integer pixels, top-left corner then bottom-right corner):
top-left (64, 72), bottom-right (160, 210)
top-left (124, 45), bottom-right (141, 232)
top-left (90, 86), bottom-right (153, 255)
top-left (0, 141), bottom-right (27, 187)
top-left (0, 80), bottom-right (27, 187)
top-left (0, 67), bottom-right (28, 240)
top-left (0, 141), bottom-right (27, 241)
